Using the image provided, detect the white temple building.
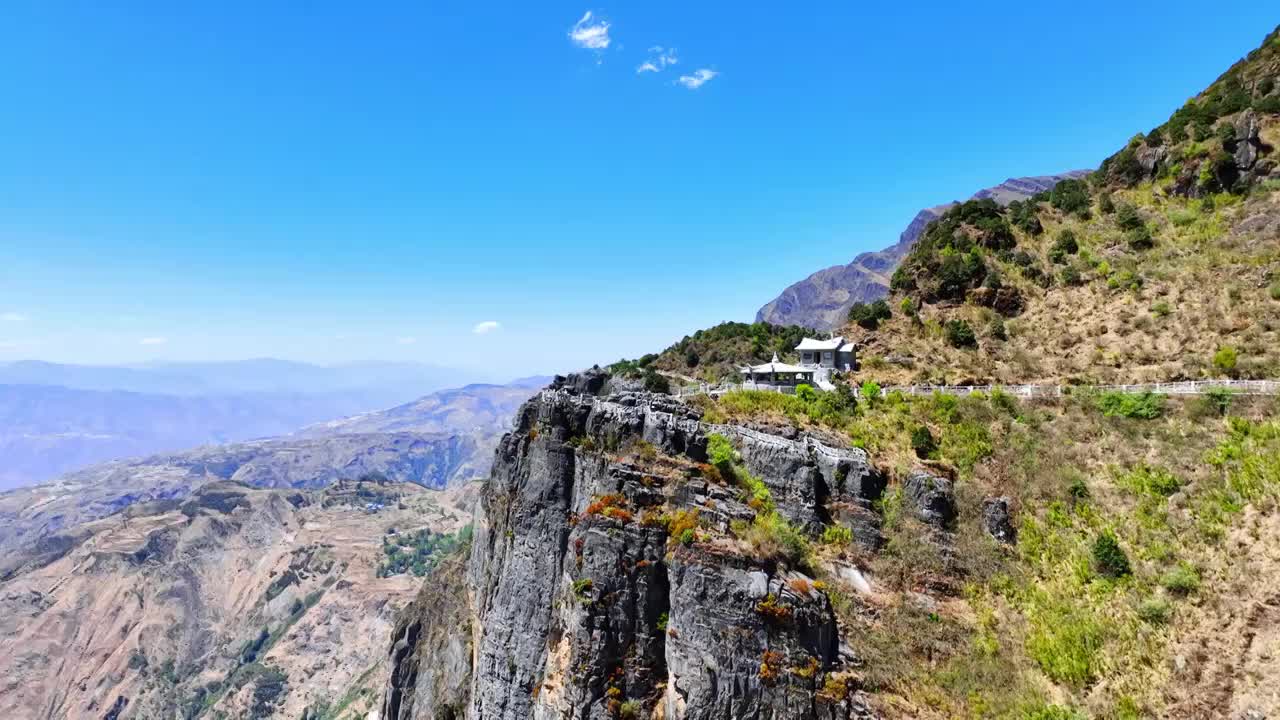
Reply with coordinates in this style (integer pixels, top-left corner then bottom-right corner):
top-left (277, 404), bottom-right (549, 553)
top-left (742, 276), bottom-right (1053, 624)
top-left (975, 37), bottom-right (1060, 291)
top-left (740, 336), bottom-right (857, 392)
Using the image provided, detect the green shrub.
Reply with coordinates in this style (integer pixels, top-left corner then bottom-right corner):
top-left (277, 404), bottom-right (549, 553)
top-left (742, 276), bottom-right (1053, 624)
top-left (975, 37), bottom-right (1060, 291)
top-left (1096, 391), bottom-right (1165, 419)
top-left (847, 299), bottom-right (892, 329)
top-left (1213, 346), bottom-right (1238, 374)
top-left (1160, 563), bottom-right (1201, 595)
top-left (988, 315), bottom-right (1007, 340)
top-left (1022, 705), bottom-right (1087, 720)
top-left (1126, 225), bottom-right (1154, 251)
top-left (1150, 301), bottom-right (1171, 317)
top-left (736, 511), bottom-right (811, 568)
top-left (1204, 387), bottom-right (1236, 416)
top-left (1216, 122), bottom-right (1237, 147)
top-left (707, 433), bottom-right (738, 479)
top-left (820, 524), bottom-right (854, 545)
top-left (1270, 283), bottom-right (1280, 301)
top-left (1168, 207), bottom-right (1198, 227)
top-left (899, 297), bottom-right (916, 315)
top-left (1049, 229), bottom-right (1079, 263)
top-left (860, 381), bottom-right (881, 405)
top-left (941, 421), bottom-right (994, 475)
top-left (1008, 199), bottom-right (1043, 234)
top-left (1115, 203), bottom-right (1143, 231)
top-left (1136, 597), bottom-right (1172, 624)
top-left (1092, 531), bottom-right (1132, 578)
top-left (642, 369), bottom-right (671, 394)
top-left (795, 384), bottom-right (817, 402)
top-left (944, 319), bottom-right (977, 348)
top-left (1050, 179), bottom-right (1091, 216)
top-left (1122, 464), bottom-right (1181, 497)
top-left (910, 425), bottom-right (937, 459)
top-left (1099, 192), bottom-right (1115, 214)
top-left (1059, 264), bottom-right (1083, 287)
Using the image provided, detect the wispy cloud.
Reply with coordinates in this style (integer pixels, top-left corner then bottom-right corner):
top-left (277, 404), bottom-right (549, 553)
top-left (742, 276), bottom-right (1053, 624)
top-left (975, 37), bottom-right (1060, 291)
top-left (0, 311), bottom-right (27, 322)
top-left (472, 320), bottom-right (501, 335)
top-left (637, 46), bottom-right (678, 74)
top-left (396, 336), bottom-right (417, 345)
top-left (139, 337), bottom-right (167, 346)
top-left (676, 69), bottom-right (718, 90)
top-left (568, 11), bottom-right (611, 51)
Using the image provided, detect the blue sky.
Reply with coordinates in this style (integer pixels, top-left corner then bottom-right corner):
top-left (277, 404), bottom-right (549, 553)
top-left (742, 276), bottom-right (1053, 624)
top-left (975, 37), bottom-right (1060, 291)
top-left (1, 2), bottom-right (1276, 377)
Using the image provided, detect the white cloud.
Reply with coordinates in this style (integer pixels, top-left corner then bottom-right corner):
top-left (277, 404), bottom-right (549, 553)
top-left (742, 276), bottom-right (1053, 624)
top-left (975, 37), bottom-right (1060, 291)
top-left (676, 68), bottom-right (718, 90)
top-left (396, 336), bottom-right (417, 345)
top-left (472, 321), bottom-right (501, 335)
top-left (0, 312), bottom-right (27, 322)
top-left (568, 11), bottom-right (611, 51)
top-left (637, 46), bottom-right (678, 74)
top-left (139, 337), bottom-right (167, 346)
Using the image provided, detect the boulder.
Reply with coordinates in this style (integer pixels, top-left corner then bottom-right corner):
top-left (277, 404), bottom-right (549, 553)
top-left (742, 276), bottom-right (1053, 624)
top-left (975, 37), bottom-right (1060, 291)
top-left (1137, 144), bottom-right (1168, 176)
top-left (982, 497), bottom-right (1017, 544)
top-left (968, 287), bottom-right (1025, 316)
top-left (902, 471), bottom-right (956, 529)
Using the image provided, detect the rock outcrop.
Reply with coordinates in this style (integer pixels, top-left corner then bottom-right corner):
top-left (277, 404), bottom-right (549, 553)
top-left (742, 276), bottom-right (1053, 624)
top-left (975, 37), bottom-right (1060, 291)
top-left (383, 372), bottom-right (884, 719)
top-left (982, 496), bottom-right (1016, 544)
top-left (754, 171), bottom-right (1090, 329)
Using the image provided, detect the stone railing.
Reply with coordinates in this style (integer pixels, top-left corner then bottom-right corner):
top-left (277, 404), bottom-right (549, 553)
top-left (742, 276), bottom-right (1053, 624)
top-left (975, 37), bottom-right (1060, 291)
top-left (669, 379), bottom-right (1280, 400)
top-left (862, 379), bottom-right (1280, 399)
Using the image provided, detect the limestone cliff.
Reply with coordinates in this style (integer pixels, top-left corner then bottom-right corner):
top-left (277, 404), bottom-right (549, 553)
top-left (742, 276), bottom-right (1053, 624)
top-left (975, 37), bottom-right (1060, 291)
top-left (383, 371), bottom-right (887, 719)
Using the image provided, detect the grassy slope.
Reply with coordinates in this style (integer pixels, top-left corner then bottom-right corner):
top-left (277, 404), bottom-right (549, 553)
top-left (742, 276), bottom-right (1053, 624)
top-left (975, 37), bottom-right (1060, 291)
top-left (844, 26), bottom-right (1280, 388)
top-left (851, 186), bottom-right (1280, 386)
top-left (689, 384), bottom-right (1280, 718)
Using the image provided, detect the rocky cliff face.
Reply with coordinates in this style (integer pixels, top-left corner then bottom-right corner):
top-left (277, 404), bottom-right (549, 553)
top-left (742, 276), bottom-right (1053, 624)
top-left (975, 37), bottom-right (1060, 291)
top-left (754, 171), bottom-right (1090, 329)
top-left (382, 372), bottom-right (888, 719)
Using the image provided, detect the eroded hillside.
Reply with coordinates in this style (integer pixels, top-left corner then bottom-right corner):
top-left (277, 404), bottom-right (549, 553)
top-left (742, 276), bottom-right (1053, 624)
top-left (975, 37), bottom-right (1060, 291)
top-left (0, 478), bottom-right (474, 720)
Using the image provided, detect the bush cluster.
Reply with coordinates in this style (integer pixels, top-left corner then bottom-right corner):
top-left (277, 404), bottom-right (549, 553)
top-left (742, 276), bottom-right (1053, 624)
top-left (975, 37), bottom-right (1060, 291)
top-left (1049, 179), bottom-right (1091, 217)
top-left (891, 199), bottom-right (1011, 302)
top-left (847, 299), bottom-right (892, 329)
top-left (1049, 229), bottom-right (1079, 264)
top-left (1091, 531), bottom-right (1131, 578)
top-left (944, 319), bottom-right (977, 348)
top-left (1095, 391), bottom-right (1166, 419)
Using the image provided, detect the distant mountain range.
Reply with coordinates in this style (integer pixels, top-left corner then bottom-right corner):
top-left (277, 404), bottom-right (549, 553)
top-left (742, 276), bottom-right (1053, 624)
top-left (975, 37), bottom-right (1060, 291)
top-left (0, 359), bottom-right (492, 489)
top-left (754, 171), bottom-right (1091, 329)
top-left (0, 377), bottom-right (550, 559)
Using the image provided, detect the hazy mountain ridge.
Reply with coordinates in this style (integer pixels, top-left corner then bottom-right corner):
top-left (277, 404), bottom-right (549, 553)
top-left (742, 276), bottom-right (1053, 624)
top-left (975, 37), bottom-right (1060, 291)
top-left (299, 379), bottom-right (549, 438)
top-left (754, 171), bottom-right (1090, 329)
top-left (0, 359), bottom-right (491, 490)
top-left (0, 383), bottom-right (422, 490)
